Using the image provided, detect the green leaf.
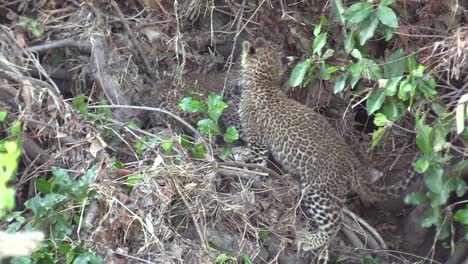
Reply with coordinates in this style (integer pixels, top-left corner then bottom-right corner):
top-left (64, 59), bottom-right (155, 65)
top-left (384, 49), bottom-right (406, 78)
top-left (454, 208), bottom-right (468, 225)
top-left (416, 76), bottom-right (437, 99)
top-left (380, 25), bottom-right (394, 41)
top-left (207, 93), bottom-right (227, 121)
top-left (322, 49), bottom-right (335, 60)
top-left (412, 64), bottom-right (425, 78)
top-left (179, 97), bottom-right (205, 113)
top-left (366, 89), bottom-right (386, 115)
top-left (126, 173), bottom-right (142, 189)
top-left (416, 124), bottom-right (433, 156)
top-left (197, 119), bottom-right (221, 136)
top-left (0, 111), bottom-right (6, 121)
top-left (188, 143), bottom-right (206, 159)
top-left (313, 16), bottom-right (328, 36)
top-left (216, 253), bottom-right (233, 263)
top-left (445, 176), bottom-right (467, 197)
top-left (359, 14), bottom-right (379, 45)
top-left (373, 113), bottom-right (389, 127)
top-left (319, 63), bottom-right (331, 81)
top-left (431, 123), bottom-right (448, 152)
top-left (424, 165), bottom-right (444, 194)
top-left (219, 148), bottom-right (232, 159)
top-left (413, 158), bottom-right (429, 173)
top-left (408, 55), bottom-right (417, 72)
top-left (344, 31), bottom-right (355, 54)
top-left (36, 178), bottom-right (52, 194)
top-left (404, 192), bottom-right (427, 205)
top-left (398, 78), bottom-right (414, 101)
top-left (384, 76), bottom-right (403, 96)
top-left (453, 160), bottom-right (468, 177)
top-left (161, 141), bottom-right (175, 155)
top-left (72, 95), bottom-right (88, 115)
top-left (371, 126), bottom-right (387, 148)
top-left (331, 0), bottom-right (345, 25)
top-left (242, 255), bottom-right (254, 264)
top-left (380, 0), bottom-right (395, 6)
top-left (351, 49), bottom-right (362, 60)
top-left (334, 73), bottom-right (347, 94)
top-left (179, 134), bottom-right (192, 148)
top-left (289, 59), bottom-right (313, 87)
top-left (223, 126), bottom-right (239, 143)
top-left (376, 6), bottom-right (399, 28)
top-left (10, 121), bottom-right (22, 136)
top-left (456, 99), bottom-right (466, 134)
top-left (422, 207), bottom-right (442, 227)
top-left (362, 256), bottom-right (381, 264)
top-left (361, 58), bottom-right (382, 80)
top-left (259, 231), bottom-right (270, 241)
top-left (343, 3), bottom-right (374, 24)
top-left (313, 33), bottom-right (327, 55)
top-left (381, 97), bottom-right (406, 121)
top-left (350, 74), bottom-right (360, 89)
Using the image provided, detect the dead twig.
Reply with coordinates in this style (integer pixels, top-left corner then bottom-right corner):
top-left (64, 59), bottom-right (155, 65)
top-left (110, 0), bottom-right (154, 77)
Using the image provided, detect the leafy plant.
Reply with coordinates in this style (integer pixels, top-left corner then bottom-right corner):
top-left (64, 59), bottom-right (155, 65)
top-left (0, 111), bottom-right (22, 218)
top-left (7, 167), bottom-right (104, 263)
top-left (289, 0), bottom-right (468, 245)
top-left (180, 92), bottom-right (239, 159)
top-left (18, 17), bottom-right (44, 38)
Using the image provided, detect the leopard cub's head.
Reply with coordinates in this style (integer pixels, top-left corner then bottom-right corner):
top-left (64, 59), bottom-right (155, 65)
top-left (240, 38), bottom-right (287, 84)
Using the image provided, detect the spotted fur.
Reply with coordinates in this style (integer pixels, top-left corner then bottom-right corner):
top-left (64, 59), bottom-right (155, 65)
top-left (238, 37), bottom-right (418, 251)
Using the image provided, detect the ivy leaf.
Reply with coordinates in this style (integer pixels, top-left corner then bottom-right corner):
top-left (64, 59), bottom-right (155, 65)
top-left (351, 49), bottom-right (362, 60)
top-left (371, 126), bottom-right (387, 149)
top-left (398, 79), bottom-right (415, 101)
top-left (384, 76), bottom-right (403, 96)
top-left (331, 0), bottom-right (345, 25)
top-left (431, 123), bottom-right (448, 152)
top-left (422, 207), bottom-right (442, 227)
top-left (334, 73), bottom-right (347, 94)
top-left (344, 31), bottom-right (355, 54)
top-left (10, 121), bottom-right (22, 137)
top-left (361, 58), bottom-right (382, 80)
top-left (366, 89), bottom-right (386, 115)
top-left (179, 97), bottom-right (205, 113)
top-left (416, 124), bottom-right (433, 156)
top-left (289, 59), bottom-right (313, 87)
top-left (359, 14), bottom-right (379, 45)
top-left (404, 192), bottom-right (427, 205)
top-left (376, 6), bottom-right (399, 28)
top-left (36, 178), bottom-right (52, 194)
top-left (416, 76), bottom-right (437, 100)
top-left (0, 111), bottom-right (6, 122)
top-left (188, 143), bottom-right (206, 159)
top-left (161, 141), bottom-right (175, 155)
top-left (424, 165), bottom-right (444, 194)
top-left (207, 93), bottom-right (227, 121)
top-left (454, 208), bottom-right (468, 225)
top-left (413, 158), bottom-right (429, 173)
top-left (313, 16), bottom-right (328, 36)
top-left (384, 49), bottom-right (406, 78)
top-left (373, 113), bottom-right (390, 127)
top-left (197, 119), bottom-right (221, 136)
top-left (380, 0), bottom-right (395, 6)
top-left (313, 33), bottom-right (327, 55)
top-left (219, 148), bottom-right (232, 159)
top-left (322, 49), bottom-right (335, 60)
top-left (381, 97), bottom-right (406, 121)
top-left (343, 3), bottom-right (374, 24)
top-left (223, 126), bottom-right (239, 143)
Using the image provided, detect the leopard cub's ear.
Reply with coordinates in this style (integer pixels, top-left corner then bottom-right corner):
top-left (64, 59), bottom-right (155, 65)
top-left (242, 40), bottom-right (255, 55)
top-left (253, 37), bottom-right (266, 49)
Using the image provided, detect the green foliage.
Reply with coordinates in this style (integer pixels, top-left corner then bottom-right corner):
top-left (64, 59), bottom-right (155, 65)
top-left (180, 92), bottom-right (239, 159)
top-left (7, 167), bottom-right (104, 263)
top-left (18, 17), bottom-right (44, 38)
top-left (0, 113), bottom-right (22, 219)
top-left (362, 255), bottom-right (381, 264)
top-left (289, 0), bottom-right (468, 244)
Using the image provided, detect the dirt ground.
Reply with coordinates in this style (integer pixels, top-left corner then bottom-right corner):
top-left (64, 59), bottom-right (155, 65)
top-left (0, 0), bottom-right (467, 263)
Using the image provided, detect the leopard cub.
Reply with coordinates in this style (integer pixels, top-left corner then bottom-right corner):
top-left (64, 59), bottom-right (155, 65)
top-left (238, 37), bottom-right (417, 251)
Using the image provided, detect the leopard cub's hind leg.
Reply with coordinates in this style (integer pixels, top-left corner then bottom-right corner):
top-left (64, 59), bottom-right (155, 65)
top-left (298, 186), bottom-right (342, 251)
